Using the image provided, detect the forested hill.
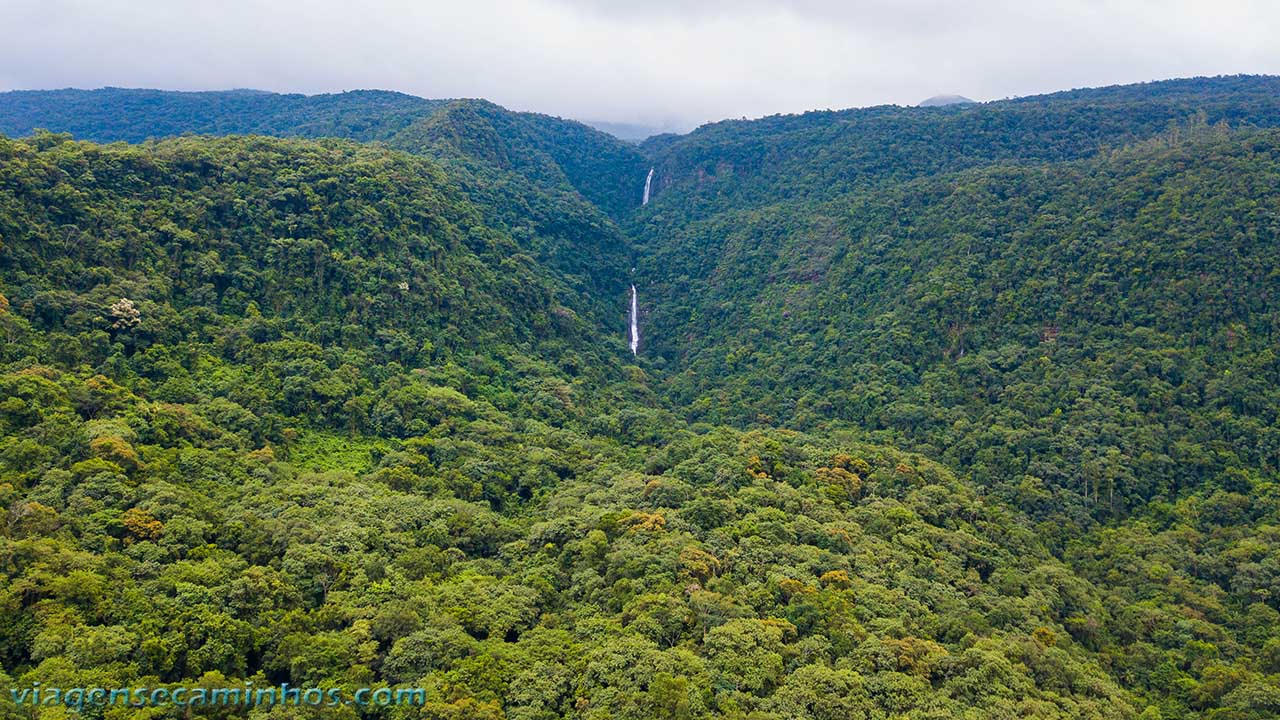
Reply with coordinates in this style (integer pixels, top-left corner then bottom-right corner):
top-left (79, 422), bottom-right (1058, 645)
top-left (4, 77), bottom-right (1280, 718)
top-left (0, 132), bottom-right (639, 411)
top-left (386, 100), bottom-right (649, 219)
top-left (629, 76), bottom-right (1280, 520)
top-left (635, 121), bottom-right (1280, 523)
top-left (0, 88), bottom-right (652, 221)
top-left (9, 77), bottom-right (1279, 223)
top-left (0, 88), bottom-right (445, 143)
top-left (0, 130), bottom-right (1141, 720)
top-left (635, 75), bottom-right (1280, 214)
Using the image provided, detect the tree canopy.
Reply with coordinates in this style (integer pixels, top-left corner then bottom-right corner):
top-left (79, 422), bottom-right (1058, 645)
top-left (3, 75), bottom-right (1280, 719)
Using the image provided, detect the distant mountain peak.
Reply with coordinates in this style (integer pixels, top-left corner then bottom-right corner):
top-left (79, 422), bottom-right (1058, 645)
top-left (918, 94), bottom-right (976, 107)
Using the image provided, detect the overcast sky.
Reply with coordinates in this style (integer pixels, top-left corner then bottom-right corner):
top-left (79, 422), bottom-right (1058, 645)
top-left (4, 0), bottom-right (1280, 130)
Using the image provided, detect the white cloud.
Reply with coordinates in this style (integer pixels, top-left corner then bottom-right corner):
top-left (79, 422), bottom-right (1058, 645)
top-left (3, 0), bottom-right (1279, 128)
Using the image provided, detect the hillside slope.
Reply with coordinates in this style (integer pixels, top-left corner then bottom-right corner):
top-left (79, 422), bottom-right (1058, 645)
top-left (635, 126), bottom-right (1280, 521)
top-left (388, 100), bottom-right (650, 220)
top-left (0, 132), bottom-right (641, 416)
top-left (0, 88), bottom-right (652, 222)
top-left (636, 75), bottom-right (1280, 215)
top-left (0, 87), bottom-right (445, 143)
top-left (0, 132), bottom-right (1148, 719)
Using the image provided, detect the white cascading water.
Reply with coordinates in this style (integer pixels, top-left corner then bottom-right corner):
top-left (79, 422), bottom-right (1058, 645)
top-left (629, 284), bottom-right (639, 356)
top-left (642, 168), bottom-right (654, 205)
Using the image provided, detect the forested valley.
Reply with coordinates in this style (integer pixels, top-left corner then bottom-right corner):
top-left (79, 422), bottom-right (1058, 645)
top-left (1, 76), bottom-right (1280, 719)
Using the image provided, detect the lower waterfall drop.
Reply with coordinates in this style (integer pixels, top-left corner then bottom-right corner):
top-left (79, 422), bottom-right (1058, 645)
top-left (629, 285), bottom-right (639, 356)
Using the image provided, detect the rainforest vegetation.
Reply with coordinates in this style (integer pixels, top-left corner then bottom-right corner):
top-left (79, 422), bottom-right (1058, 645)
top-left (1, 75), bottom-right (1280, 719)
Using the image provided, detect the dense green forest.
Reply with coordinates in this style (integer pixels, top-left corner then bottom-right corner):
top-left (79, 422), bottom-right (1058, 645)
top-left (2, 76), bottom-right (1280, 719)
top-left (0, 89), bottom-right (446, 144)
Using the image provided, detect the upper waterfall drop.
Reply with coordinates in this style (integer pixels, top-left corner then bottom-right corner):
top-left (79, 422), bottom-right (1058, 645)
top-left (629, 285), bottom-right (639, 356)
top-left (642, 168), bottom-right (654, 205)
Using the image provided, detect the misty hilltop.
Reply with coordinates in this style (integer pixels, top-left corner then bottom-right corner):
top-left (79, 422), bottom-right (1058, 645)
top-left (917, 94), bottom-right (977, 106)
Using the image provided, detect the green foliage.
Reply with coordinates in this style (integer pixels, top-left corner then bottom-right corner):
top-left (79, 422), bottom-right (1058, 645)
top-left (0, 88), bottom-right (444, 143)
top-left (4, 76), bottom-right (1280, 718)
top-left (636, 126), bottom-right (1280, 525)
top-left (387, 100), bottom-right (649, 220)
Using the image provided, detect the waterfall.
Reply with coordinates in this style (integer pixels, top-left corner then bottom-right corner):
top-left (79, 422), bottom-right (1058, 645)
top-left (629, 285), bottom-right (639, 356)
top-left (642, 168), bottom-right (654, 205)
